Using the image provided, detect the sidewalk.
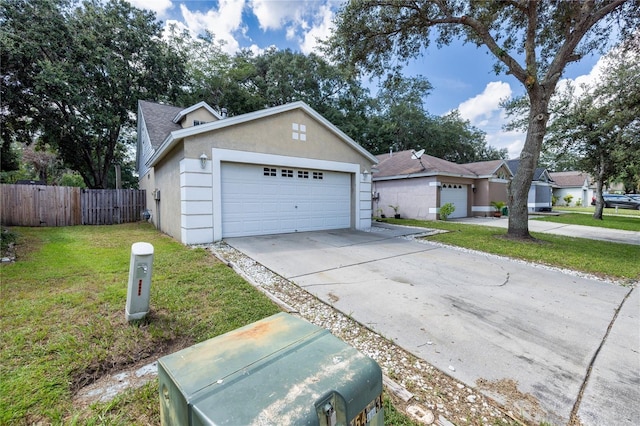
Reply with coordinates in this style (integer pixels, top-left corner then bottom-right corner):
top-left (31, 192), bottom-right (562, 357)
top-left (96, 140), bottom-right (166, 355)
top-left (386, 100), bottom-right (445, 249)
top-left (451, 216), bottom-right (640, 245)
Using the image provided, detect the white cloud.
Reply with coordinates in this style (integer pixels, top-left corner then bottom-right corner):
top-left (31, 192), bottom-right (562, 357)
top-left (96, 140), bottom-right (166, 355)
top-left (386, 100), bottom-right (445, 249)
top-left (127, 0), bottom-right (173, 17)
top-left (179, 0), bottom-right (246, 54)
top-left (299, 4), bottom-right (334, 55)
top-left (458, 81), bottom-right (512, 125)
top-left (455, 82), bottom-right (526, 159)
top-left (251, 0), bottom-right (302, 31)
top-left (556, 55), bottom-right (607, 99)
top-left (250, 0), bottom-right (334, 55)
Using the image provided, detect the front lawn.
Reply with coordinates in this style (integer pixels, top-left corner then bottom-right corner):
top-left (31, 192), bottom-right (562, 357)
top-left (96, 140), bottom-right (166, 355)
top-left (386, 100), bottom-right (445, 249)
top-left (1, 224), bottom-right (424, 426)
top-left (0, 224), bottom-right (281, 424)
top-left (382, 218), bottom-right (640, 282)
top-left (534, 212), bottom-right (640, 231)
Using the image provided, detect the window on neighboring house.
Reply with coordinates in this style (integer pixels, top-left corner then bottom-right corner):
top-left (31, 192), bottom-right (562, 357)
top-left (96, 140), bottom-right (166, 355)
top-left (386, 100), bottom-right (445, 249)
top-left (292, 123), bottom-right (307, 141)
top-left (263, 167), bottom-right (276, 176)
top-left (193, 120), bottom-right (208, 126)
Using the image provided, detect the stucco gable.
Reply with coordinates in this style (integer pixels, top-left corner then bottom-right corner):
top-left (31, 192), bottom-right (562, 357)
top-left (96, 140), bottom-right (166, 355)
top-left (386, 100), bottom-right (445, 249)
top-left (173, 101), bottom-right (222, 127)
top-left (147, 101), bottom-right (377, 168)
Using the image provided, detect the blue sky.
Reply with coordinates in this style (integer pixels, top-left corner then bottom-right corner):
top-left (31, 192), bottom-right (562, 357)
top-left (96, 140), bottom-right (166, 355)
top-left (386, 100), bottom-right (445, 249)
top-left (129, 0), bottom-right (606, 159)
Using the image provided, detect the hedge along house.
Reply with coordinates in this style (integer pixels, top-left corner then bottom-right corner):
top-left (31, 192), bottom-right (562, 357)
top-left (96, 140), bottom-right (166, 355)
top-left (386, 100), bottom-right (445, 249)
top-left (136, 100), bottom-right (378, 244)
top-left (372, 150), bottom-right (512, 220)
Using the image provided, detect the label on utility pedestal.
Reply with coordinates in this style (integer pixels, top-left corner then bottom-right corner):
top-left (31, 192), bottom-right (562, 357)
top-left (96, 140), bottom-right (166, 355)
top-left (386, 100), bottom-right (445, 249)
top-left (126, 242), bottom-right (154, 322)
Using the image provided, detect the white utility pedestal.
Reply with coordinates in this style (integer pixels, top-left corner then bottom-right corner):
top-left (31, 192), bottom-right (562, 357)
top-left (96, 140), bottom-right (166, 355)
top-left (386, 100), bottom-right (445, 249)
top-left (126, 242), bottom-right (154, 322)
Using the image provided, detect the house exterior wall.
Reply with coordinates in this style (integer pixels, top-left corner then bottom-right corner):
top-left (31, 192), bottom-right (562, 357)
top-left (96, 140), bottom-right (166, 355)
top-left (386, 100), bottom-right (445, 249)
top-left (183, 110), bottom-right (372, 173)
top-left (153, 143), bottom-right (185, 240)
top-left (373, 177), bottom-right (438, 220)
top-left (553, 187), bottom-right (591, 207)
top-left (139, 166), bottom-right (156, 220)
top-left (142, 103), bottom-right (376, 244)
top-left (470, 179), bottom-right (509, 216)
top-left (180, 157), bottom-right (214, 244)
top-left (529, 183), bottom-right (553, 212)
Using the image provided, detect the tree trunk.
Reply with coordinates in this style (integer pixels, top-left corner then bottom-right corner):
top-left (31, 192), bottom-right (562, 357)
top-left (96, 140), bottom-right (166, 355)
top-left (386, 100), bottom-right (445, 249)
top-left (507, 91), bottom-right (549, 239)
top-left (592, 153), bottom-right (606, 220)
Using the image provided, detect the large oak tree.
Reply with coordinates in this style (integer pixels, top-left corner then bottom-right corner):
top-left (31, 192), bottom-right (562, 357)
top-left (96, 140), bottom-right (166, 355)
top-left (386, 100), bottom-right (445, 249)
top-left (325, 0), bottom-right (638, 239)
top-left (1, 0), bottom-right (186, 188)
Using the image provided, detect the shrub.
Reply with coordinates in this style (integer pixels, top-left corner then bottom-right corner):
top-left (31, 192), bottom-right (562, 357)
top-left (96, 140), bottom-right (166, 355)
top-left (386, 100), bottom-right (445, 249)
top-left (563, 194), bottom-right (574, 206)
top-left (439, 203), bottom-right (455, 220)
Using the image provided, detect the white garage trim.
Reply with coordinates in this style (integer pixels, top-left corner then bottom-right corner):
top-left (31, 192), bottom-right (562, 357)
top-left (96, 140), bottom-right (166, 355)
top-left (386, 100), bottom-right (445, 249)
top-left (180, 158), bottom-right (214, 244)
top-left (211, 148), bottom-right (362, 241)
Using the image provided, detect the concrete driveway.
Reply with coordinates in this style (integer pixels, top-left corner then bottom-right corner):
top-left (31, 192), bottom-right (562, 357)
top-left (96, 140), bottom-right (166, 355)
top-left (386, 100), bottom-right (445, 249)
top-left (226, 226), bottom-right (639, 425)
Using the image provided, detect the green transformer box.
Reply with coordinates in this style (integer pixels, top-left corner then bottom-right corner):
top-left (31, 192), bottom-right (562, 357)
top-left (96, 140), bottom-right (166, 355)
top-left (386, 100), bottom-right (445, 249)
top-left (158, 312), bottom-right (384, 425)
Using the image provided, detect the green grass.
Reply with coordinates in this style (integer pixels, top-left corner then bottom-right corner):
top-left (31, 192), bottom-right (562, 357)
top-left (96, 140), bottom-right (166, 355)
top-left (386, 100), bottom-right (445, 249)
top-left (1, 224), bottom-right (421, 425)
top-left (534, 212), bottom-right (640, 231)
top-left (554, 205), bottom-right (640, 217)
top-left (383, 218), bottom-right (640, 282)
top-left (0, 224), bottom-right (281, 424)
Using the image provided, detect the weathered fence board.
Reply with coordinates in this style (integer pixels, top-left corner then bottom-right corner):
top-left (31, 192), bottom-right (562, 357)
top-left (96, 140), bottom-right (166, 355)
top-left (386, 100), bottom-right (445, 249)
top-left (0, 185), bottom-right (81, 226)
top-left (80, 189), bottom-right (146, 225)
top-left (1, 184), bottom-right (145, 227)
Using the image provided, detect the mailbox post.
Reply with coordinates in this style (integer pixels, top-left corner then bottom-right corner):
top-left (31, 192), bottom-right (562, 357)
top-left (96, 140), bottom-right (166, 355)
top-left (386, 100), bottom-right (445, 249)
top-left (126, 242), bottom-right (154, 322)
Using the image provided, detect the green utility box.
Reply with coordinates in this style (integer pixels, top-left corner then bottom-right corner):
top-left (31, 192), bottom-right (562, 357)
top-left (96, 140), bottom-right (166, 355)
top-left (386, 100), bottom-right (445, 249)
top-left (158, 312), bottom-right (384, 426)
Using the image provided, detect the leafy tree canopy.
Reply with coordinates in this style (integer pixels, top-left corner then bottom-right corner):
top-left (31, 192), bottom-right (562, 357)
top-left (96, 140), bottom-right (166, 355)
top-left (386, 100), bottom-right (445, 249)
top-left (324, 0), bottom-right (638, 239)
top-left (1, 0), bottom-right (186, 188)
top-left (543, 35), bottom-right (640, 217)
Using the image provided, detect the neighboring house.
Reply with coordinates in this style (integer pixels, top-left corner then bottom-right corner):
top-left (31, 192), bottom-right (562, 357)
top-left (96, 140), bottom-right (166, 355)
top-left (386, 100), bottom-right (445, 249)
top-left (372, 150), bottom-right (512, 219)
top-left (549, 171), bottom-right (592, 207)
top-left (506, 159), bottom-right (554, 212)
top-left (136, 100), bottom-right (378, 244)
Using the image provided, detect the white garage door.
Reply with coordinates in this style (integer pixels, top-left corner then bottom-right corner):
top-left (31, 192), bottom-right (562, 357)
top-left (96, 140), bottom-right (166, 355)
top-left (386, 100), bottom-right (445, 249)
top-left (441, 184), bottom-right (468, 219)
top-left (221, 163), bottom-right (351, 237)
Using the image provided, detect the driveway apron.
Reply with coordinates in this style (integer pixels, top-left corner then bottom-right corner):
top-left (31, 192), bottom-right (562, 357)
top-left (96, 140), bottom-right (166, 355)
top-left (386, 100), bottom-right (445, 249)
top-left (225, 226), bottom-right (639, 426)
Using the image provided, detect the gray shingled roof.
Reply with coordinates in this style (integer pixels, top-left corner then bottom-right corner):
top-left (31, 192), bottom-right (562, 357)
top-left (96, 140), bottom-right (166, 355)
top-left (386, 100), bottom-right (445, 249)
top-left (549, 171), bottom-right (590, 187)
top-left (506, 159), bottom-right (549, 181)
top-left (374, 150), bottom-right (479, 178)
top-left (139, 100), bottom-right (184, 148)
top-left (463, 159), bottom-right (507, 176)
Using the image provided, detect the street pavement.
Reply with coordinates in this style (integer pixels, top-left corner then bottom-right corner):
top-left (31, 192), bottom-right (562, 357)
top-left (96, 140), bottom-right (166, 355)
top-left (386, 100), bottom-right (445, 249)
top-left (225, 224), bottom-right (639, 425)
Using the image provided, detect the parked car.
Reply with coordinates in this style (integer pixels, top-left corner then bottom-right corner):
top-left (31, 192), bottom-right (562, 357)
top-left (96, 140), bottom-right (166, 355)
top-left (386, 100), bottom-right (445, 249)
top-left (591, 194), bottom-right (640, 209)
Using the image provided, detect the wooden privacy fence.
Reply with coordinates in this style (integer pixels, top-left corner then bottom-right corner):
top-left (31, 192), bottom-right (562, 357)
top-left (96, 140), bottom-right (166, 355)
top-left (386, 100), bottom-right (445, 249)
top-left (1, 184), bottom-right (146, 226)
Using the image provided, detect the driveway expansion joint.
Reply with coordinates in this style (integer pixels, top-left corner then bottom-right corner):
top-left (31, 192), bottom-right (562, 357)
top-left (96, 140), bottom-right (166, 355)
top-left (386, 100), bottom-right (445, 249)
top-left (569, 286), bottom-right (636, 422)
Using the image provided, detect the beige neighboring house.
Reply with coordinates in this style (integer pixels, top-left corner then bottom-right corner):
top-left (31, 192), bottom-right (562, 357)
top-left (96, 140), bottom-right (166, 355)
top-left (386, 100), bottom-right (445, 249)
top-left (549, 171), bottom-right (593, 207)
top-left (372, 150), bottom-right (512, 219)
top-left (136, 100), bottom-right (378, 244)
